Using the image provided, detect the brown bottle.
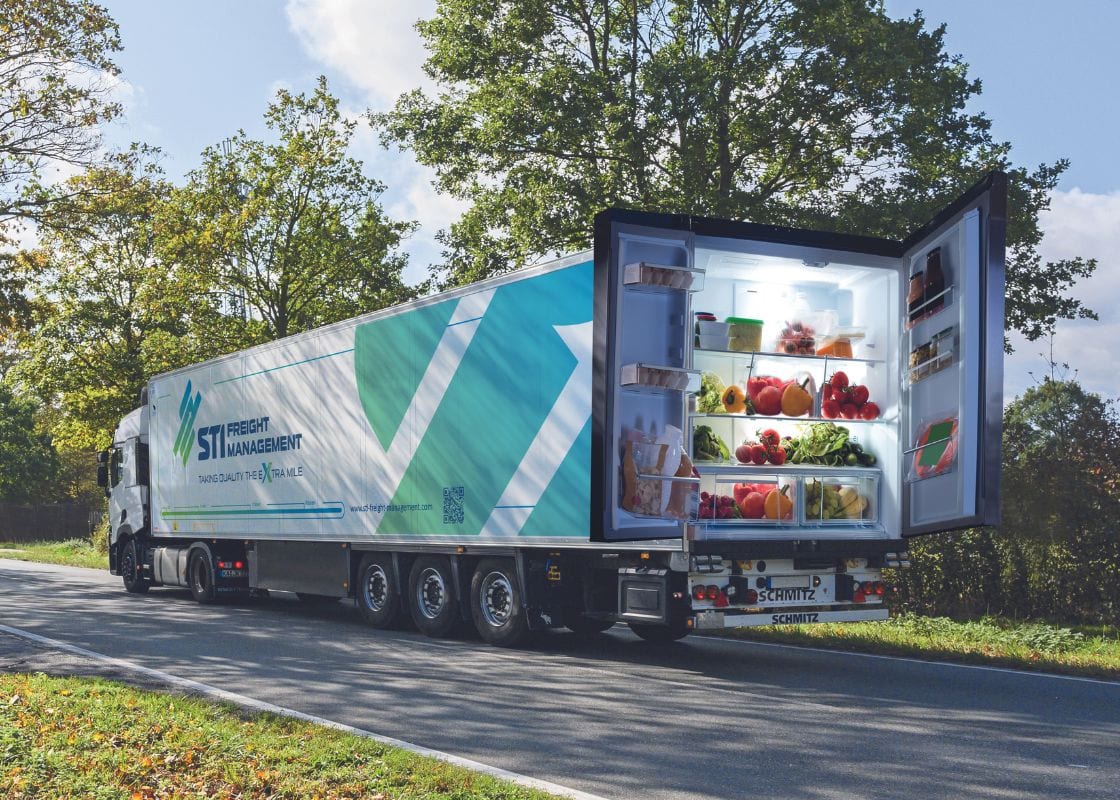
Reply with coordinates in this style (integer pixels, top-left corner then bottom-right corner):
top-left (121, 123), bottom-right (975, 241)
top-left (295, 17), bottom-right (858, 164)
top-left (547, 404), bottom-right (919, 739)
top-left (924, 247), bottom-right (945, 315)
top-left (907, 270), bottom-right (925, 323)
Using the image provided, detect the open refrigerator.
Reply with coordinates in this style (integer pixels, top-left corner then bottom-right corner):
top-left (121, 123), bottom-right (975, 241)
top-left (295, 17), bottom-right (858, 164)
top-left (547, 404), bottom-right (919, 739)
top-left (596, 172), bottom-right (1005, 545)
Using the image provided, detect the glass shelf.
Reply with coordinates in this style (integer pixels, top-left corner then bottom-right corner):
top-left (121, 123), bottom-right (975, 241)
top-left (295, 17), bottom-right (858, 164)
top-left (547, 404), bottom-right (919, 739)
top-left (689, 412), bottom-right (887, 425)
top-left (693, 348), bottom-right (883, 366)
top-left (621, 363), bottom-right (700, 393)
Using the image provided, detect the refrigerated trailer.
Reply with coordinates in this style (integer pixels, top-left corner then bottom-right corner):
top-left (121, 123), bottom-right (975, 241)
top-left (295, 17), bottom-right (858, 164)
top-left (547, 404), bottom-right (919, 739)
top-left (100, 172), bottom-right (1005, 646)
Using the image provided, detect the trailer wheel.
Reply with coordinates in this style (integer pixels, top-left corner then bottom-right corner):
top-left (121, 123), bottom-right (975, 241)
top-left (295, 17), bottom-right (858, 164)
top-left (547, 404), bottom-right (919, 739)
top-left (120, 538), bottom-right (150, 594)
top-left (408, 556), bottom-right (458, 637)
top-left (470, 559), bottom-right (528, 647)
top-left (356, 554), bottom-right (401, 629)
top-left (628, 621), bottom-right (689, 643)
top-left (563, 610), bottom-right (614, 635)
top-left (188, 548), bottom-right (217, 605)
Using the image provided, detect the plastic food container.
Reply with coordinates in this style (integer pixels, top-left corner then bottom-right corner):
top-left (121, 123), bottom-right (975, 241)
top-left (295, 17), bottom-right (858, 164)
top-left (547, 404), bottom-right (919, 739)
top-left (725, 317), bottom-right (763, 352)
top-left (697, 320), bottom-right (730, 337)
top-left (696, 334), bottom-right (729, 351)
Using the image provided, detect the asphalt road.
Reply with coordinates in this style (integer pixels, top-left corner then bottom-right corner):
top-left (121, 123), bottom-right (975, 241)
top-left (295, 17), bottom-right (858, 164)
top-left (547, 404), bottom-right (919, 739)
top-left (2, 558), bottom-right (1118, 800)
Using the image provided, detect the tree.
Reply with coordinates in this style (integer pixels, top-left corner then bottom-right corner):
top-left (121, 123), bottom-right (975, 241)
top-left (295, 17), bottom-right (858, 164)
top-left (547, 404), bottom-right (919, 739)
top-left (163, 77), bottom-right (420, 350)
top-left (0, 0), bottom-right (122, 229)
top-left (381, 0), bottom-right (1095, 342)
top-left (12, 145), bottom-right (179, 452)
top-left (0, 383), bottom-right (60, 503)
top-left (902, 378), bottom-right (1120, 622)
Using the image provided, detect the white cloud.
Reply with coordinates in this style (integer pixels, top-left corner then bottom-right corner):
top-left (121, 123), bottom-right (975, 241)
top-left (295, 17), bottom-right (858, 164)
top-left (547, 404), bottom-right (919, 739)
top-left (1004, 188), bottom-right (1120, 402)
top-left (285, 0), bottom-right (457, 284)
top-left (284, 0), bottom-right (435, 110)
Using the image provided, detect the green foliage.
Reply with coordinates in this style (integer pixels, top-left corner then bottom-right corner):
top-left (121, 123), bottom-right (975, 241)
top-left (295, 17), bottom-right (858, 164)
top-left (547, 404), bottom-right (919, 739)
top-left (0, 384), bottom-right (60, 502)
top-left (12, 146), bottom-right (179, 453)
top-left (0, 0), bottom-right (122, 228)
top-left (727, 615), bottom-right (1119, 678)
top-left (164, 76), bottom-right (421, 349)
top-left (382, 0), bottom-right (1095, 341)
top-left (0, 673), bottom-right (563, 799)
top-left (900, 378), bottom-right (1120, 624)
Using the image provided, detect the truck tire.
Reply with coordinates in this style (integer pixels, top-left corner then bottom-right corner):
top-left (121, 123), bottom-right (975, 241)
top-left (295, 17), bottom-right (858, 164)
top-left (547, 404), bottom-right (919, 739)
top-left (629, 621), bottom-right (689, 643)
top-left (120, 538), bottom-right (150, 594)
top-left (470, 559), bottom-right (529, 647)
top-left (188, 548), bottom-right (217, 605)
top-left (408, 556), bottom-right (458, 638)
top-left (356, 554), bottom-right (401, 629)
top-left (563, 610), bottom-right (614, 635)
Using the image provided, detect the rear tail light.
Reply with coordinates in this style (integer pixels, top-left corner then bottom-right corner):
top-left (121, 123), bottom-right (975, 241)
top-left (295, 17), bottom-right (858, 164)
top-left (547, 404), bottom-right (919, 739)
top-left (853, 590), bottom-right (866, 603)
top-left (705, 585), bottom-right (719, 601)
top-left (745, 589), bottom-right (758, 604)
top-left (217, 561), bottom-right (229, 569)
top-left (874, 581), bottom-right (885, 596)
top-left (692, 585), bottom-right (706, 601)
top-left (234, 560), bottom-right (244, 570)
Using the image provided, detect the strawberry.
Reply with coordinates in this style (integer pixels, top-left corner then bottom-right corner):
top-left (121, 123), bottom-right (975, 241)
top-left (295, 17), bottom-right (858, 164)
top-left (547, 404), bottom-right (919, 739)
top-left (830, 371), bottom-right (849, 390)
top-left (822, 399), bottom-right (840, 419)
top-left (768, 445), bottom-right (787, 465)
top-left (840, 403), bottom-right (858, 419)
top-left (859, 402), bottom-right (881, 420)
top-left (850, 384), bottom-right (870, 405)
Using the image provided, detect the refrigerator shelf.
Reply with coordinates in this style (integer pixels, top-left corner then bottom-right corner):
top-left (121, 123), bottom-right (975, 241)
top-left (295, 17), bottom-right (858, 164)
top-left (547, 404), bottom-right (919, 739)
top-left (693, 348), bottom-right (884, 366)
top-left (689, 412), bottom-right (888, 425)
top-left (905, 285), bottom-right (954, 330)
top-left (620, 363), bottom-right (700, 393)
top-left (694, 462), bottom-right (881, 477)
top-left (622, 261), bottom-right (706, 293)
top-left (690, 471), bottom-right (880, 528)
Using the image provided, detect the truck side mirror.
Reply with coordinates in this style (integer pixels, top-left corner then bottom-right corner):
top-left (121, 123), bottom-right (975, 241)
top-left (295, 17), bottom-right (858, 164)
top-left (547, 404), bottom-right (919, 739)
top-left (97, 450), bottom-right (109, 464)
top-left (97, 464), bottom-right (109, 488)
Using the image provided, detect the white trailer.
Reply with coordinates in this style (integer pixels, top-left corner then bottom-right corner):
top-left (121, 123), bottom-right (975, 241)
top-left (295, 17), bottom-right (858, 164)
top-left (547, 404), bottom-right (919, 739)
top-left (100, 173), bottom-right (1005, 645)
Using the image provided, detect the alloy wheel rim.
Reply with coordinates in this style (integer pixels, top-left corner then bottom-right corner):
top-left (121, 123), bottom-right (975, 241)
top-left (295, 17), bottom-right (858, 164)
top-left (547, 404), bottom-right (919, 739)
top-left (417, 568), bottom-right (446, 619)
top-left (480, 571), bottom-right (513, 627)
top-left (364, 565), bottom-right (390, 612)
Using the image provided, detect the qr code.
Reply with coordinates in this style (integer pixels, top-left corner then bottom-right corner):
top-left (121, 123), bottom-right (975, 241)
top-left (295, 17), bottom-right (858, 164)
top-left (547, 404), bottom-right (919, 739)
top-left (443, 486), bottom-right (464, 524)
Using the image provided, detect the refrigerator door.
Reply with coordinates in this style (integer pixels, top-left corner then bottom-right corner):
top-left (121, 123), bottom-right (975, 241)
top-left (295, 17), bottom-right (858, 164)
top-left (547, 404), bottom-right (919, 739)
top-left (901, 172), bottom-right (1006, 536)
top-left (594, 212), bottom-right (701, 540)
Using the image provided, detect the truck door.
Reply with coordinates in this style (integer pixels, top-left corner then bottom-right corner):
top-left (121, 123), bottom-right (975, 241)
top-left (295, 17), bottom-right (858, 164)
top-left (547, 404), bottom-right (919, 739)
top-left (900, 172), bottom-right (1006, 536)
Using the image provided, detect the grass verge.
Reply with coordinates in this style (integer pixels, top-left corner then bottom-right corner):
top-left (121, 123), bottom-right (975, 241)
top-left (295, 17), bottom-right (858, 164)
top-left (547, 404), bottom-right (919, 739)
top-left (0, 539), bottom-right (106, 570)
top-left (719, 613), bottom-right (1120, 680)
top-left (0, 672), bottom-right (562, 800)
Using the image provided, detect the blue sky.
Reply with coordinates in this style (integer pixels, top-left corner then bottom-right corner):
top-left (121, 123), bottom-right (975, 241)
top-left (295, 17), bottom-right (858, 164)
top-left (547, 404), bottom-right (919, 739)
top-left (101, 0), bottom-right (1119, 402)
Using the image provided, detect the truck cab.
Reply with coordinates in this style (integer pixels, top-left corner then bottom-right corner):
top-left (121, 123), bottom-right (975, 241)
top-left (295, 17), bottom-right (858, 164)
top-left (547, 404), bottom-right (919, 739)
top-left (101, 405), bottom-right (150, 576)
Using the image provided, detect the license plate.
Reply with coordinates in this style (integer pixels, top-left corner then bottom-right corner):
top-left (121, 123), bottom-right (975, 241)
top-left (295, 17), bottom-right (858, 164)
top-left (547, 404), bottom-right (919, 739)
top-left (768, 575), bottom-right (810, 589)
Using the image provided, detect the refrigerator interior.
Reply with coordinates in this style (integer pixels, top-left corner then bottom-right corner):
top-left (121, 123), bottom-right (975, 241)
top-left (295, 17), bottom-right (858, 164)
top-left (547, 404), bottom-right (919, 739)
top-left (686, 237), bottom-right (901, 540)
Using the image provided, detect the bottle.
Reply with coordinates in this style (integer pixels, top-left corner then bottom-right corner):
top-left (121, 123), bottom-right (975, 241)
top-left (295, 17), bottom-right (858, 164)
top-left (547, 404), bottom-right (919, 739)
top-left (924, 248), bottom-right (945, 315)
top-left (907, 270), bottom-right (925, 323)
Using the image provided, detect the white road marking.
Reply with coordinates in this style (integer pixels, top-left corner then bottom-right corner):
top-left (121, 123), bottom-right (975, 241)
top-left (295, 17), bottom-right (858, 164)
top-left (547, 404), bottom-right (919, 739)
top-left (697, 635), bottom-right (1120, 687)
top-left (0, 623), bottom-right (610, 800)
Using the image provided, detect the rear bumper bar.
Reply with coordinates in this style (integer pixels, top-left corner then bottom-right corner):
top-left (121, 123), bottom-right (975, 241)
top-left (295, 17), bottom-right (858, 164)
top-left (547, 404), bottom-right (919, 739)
top-left (692, 607), bottom-right (889, 629)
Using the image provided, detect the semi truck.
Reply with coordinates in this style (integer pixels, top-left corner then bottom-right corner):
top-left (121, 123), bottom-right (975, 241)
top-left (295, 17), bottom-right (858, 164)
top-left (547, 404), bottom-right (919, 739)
top-left (99, 172), bottom-right (1005, 646)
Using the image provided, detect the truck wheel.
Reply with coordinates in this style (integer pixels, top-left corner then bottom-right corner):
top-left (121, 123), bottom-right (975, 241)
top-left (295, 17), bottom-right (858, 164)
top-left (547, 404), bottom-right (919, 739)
top-left (629, 621), bottom-right (689, 643)
top-left (120, 538), bottom-right (150, 594)
top-left (471, 559), bottom-right (529, 647)
top-left (356, 554), bottom-right (401, 629)
top-left (408, 556), bottom-right (458, 637)
top-left (563, 610), bottom-right (614, 635)
top-left (188, 548), bottom-right (217, 605)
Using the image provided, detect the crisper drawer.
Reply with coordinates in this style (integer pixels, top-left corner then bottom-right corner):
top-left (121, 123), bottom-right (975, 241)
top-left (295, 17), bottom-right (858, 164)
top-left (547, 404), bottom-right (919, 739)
top-left (691, 465), bottom-right (881, 534)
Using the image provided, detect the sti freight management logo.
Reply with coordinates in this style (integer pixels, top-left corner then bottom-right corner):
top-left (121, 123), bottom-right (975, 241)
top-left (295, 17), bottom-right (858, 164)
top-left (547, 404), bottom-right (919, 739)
top-left (173, 381), bottom-right (202, 467)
